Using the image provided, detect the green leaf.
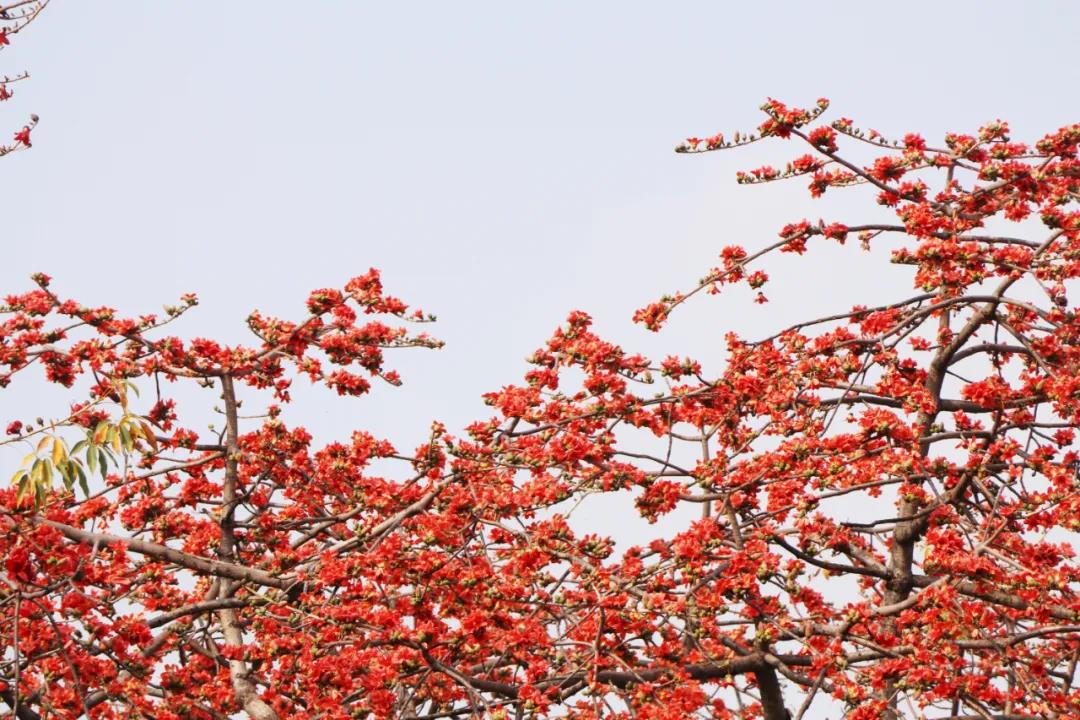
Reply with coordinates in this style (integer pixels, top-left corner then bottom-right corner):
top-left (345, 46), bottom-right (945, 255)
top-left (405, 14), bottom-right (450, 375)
top-left (16, 474), bottom-right (30, 504)
top-left (75, 462), bottom-right (89, 497)
top-left (61, 459), bottom-right (76, 490)
top-left (87, 445), bottom-right (98, 475)
top-left (98, 448), bottom-right (108, 481)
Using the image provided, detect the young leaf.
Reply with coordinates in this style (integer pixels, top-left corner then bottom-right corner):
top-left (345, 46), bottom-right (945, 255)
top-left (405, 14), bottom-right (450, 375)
top-left (138, 420), bottom-right (159, 452)
top-left (93, 420), bottom-right (111, 445)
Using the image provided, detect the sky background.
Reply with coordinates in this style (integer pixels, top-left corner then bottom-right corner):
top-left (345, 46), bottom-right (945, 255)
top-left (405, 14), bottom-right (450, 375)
top-left (3, 3), bottom-right (1079, 716)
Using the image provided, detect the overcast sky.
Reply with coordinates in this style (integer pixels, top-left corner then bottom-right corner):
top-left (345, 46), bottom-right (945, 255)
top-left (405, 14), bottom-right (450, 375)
top-left (5, 1), bottom-right (1080, 547)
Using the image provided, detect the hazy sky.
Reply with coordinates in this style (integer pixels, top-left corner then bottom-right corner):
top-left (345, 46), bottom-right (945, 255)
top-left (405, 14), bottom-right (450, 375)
top-left (5, 2), bottom-right (1080, 536)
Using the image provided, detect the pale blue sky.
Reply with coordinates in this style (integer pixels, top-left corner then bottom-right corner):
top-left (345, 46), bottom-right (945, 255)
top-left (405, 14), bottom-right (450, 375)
top-left (5, 0), bottom-right (1080, 454)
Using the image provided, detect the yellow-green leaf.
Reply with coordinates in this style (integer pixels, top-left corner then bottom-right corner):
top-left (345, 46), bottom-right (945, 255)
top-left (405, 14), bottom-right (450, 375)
top-left (16, 474), bottom-right (30, 504)
top-left (51, 438), bottom-right (66, 466)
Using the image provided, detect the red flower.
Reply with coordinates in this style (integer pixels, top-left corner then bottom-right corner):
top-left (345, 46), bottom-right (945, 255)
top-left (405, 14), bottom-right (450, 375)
top-left (13, 125), bottom-right (31, 146)
top-left (903, 132), bottom-right (927, 151)
top-left (747, 270), bottom-right (769, 289)
top-left (807, 126), bottom-right (838, 153)
top-left (870, 155), bottom-right (905, 182)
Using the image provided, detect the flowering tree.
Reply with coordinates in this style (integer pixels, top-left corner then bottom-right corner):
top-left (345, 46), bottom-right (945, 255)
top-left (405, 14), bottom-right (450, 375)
top-left (2, 97), bottom-right (1079, 720)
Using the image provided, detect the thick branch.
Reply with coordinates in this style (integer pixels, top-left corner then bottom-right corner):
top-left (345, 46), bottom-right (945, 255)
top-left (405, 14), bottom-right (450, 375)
top-left (218, 374), bottom-right (279, 720)
top-left (36, 519), bottom-right (292, 589)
